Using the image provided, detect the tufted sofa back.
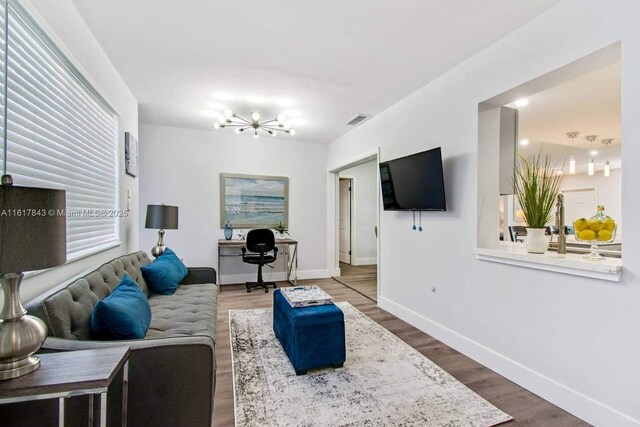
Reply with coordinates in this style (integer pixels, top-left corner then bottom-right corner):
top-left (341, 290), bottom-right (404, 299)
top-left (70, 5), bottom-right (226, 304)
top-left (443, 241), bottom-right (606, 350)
top-left (25, 251), bottom-right (152, 340)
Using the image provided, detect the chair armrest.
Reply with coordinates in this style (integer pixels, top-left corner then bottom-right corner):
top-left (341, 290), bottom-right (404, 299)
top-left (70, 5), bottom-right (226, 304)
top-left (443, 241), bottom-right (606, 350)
top-left (181, 267), bottom-right (217, 285)
top-left (273, 246), bottom-right (279, 261)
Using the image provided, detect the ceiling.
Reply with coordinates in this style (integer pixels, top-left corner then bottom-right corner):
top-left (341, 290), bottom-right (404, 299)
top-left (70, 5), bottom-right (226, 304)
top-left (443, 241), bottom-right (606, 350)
top-left (515, 61), bottom-right (621, 148)
top-left (516, 61), bottom-right (621, 173)
top-left (71, 0), bottom-right (562, 144)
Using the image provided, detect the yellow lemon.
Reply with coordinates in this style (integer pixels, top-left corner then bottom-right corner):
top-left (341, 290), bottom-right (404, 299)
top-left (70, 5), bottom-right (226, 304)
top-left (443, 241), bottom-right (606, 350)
top-left (587, 220), bottom-right (602, 232)
top-left (578, 230), bottom-right (596, 241)
top-left (603, 218), bottom-right (616, 232)
top-left (574, 219), bottom-right (588, 232)
top-left (597, 229), bottom-right (612, 241)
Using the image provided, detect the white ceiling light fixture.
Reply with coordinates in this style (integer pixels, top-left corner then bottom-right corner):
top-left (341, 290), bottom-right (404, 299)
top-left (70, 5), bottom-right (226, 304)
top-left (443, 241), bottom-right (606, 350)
top-left (586, 135), bottom-right (598, 176)
top-left (604, 160), bottom-right (611, 177)
top-left (566, 132), bottom-right (578, 174)
top-left (569, 155), bottom-right (576, 174)
top-left (514, 98), bottom-right (529, 107)
top-left (213, 109), bottom-right (296, 138)
top-left (519, 139), bottom-right (529, 146)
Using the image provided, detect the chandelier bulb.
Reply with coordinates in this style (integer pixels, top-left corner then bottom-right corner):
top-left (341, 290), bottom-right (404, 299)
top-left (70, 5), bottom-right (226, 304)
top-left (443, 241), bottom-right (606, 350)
top-left (214, 122), bottom-right (220, 129)
top-left (284, 123), bottom-right (291, 130)
top-left (217, 116), bottom-right (226, 124)
top-left (289, 129), bottom-right (296, 136)
top-left (277, 114), bottom-right (286, 123)
top-left (235, 128), bottom-right (242, 134)
top-left (251, 112), bottom-right (260, 122)
top-left (253, 131), bottom-right (259, 138)
top-left (224, 109), bottom-right (233, 118)
top-left (270, 130), bottom-right (277, 137)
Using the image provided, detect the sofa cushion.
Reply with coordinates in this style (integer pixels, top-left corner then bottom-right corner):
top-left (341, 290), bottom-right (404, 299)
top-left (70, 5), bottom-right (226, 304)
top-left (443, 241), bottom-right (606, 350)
top-left (24, 252), bottom-right (152, 340)
top-left (141, 248), bottom-right (189, 295)
top-left (91, 275), bottom-right (152, 340)
top-left (146, 283), bottom-right (218, 344)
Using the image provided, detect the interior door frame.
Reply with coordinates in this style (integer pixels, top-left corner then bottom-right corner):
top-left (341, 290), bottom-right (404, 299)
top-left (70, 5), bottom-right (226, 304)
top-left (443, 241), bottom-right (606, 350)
top-left (338, 176), bottom-right (355, 265)
top-left (328, 148), bottom-right (380, 302)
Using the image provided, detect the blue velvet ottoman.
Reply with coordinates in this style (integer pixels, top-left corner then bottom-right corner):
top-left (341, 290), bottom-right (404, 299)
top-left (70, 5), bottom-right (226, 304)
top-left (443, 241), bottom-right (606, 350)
top-left (273, 289), bottom-right (346, 375)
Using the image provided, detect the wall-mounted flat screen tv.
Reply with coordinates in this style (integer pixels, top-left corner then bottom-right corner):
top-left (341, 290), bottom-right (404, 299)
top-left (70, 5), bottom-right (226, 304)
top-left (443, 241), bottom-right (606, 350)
top-left (379, 147), bottom-right (446, 211)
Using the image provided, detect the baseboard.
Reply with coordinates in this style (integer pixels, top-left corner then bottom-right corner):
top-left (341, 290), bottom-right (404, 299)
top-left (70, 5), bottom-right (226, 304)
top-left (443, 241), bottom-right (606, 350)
top-left (297, 269), bottom-right (331, 280)
top-left (377, 296), bottom-right (640, 427)
top-left (352, 258), bottom-right (377, 266)
top-left (329, 268), bottom-right (341, 277)
top-left (220, 269), bottom-right (331, 285)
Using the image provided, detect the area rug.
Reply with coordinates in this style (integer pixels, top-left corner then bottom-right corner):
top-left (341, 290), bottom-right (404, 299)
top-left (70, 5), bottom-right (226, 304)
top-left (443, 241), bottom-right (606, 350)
top-left (229, 302), bottom-right (513, 427)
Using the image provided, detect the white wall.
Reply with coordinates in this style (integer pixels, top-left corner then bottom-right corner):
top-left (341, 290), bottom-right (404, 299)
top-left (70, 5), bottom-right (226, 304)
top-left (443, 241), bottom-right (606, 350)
top-left (138, 123), bottom-right (329, 284)
top-left (18, 0), bottom-right (138, 303)
top-left (326, 1), bottom-right (640, 425)
top-left (339, 161), bottom-right (378, 265)
top-left (561, 168), bottom-right (622, 235)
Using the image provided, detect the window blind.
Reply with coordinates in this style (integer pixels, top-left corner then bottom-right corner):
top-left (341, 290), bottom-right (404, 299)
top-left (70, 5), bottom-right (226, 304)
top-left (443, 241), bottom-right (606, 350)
top-left (0, 1), bottom-right (120, 261)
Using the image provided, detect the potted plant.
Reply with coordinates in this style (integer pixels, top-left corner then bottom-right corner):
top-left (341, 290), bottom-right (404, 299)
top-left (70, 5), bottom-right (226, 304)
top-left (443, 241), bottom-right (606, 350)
top-left (274, 222), bottom-right (290, 240)
top-left (513, 152), bottom-right (564, 254)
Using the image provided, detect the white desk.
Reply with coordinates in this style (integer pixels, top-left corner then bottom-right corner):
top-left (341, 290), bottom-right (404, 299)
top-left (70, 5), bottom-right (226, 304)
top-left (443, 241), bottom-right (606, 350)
top-left (217, 239), bottom-right (298, 287)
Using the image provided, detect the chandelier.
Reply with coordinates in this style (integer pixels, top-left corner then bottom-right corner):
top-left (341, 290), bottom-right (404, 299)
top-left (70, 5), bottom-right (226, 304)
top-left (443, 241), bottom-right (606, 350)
top-left (566, 132), bottom-right (613, 177)
top-left (213, 109), bottom-right (296, 138)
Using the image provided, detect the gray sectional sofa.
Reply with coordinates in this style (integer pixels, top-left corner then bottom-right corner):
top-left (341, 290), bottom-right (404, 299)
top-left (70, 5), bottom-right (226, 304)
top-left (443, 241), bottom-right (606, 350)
top-left (23, 251), bottom-right (218, 427)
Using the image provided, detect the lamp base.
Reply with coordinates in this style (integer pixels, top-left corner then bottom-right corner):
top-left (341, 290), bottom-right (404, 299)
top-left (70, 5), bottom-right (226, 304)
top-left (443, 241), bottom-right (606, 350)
top-left (151, 244), bottom-right (166, 258)
top-left (0, 273), bottom-right (48, 380)
top-left (151, 229), bottom-right (166, 258)
top-left (0, 355), bottom-right (41, 380)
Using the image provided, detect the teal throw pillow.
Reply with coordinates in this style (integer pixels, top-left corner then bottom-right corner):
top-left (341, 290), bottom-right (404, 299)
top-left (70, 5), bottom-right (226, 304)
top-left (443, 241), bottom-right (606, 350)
top-left (91, 275), bottom-right (151, 340)
top-left (140, 247), bottom-right (188, 295)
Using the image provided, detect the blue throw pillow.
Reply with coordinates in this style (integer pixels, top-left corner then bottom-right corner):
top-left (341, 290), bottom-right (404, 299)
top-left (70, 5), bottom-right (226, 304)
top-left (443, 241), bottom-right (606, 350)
top-left (91, 275), bottom-right (151, 340)
top-left (140, 247), bottom-right (188, 295)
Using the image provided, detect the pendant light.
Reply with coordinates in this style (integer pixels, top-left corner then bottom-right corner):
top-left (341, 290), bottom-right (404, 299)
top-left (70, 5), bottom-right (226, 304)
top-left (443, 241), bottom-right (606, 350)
top-left (569, 155), bottom-right (576, 174)
top-left (585, 135), bottom-right (597, 176)
top-left (604, 160), bottom-right (611, 177)
top-left (566, 132), bottom-right (578, 174)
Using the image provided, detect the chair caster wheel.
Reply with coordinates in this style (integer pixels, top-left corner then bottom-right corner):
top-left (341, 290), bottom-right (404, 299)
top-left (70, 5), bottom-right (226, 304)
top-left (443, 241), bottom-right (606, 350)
top-left (247, 289), bottom-right (251, 293)
top-left (264, 288), bottom-right (269, 293)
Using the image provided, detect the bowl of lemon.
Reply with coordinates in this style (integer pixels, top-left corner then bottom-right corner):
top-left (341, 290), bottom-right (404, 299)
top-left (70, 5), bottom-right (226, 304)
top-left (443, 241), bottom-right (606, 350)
top-left (573, 206), bottom-right (616, 260)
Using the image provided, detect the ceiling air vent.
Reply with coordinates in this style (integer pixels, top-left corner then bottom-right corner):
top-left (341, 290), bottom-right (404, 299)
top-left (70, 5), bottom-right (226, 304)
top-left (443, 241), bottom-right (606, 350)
top-left (346, 114), bottom-right (372, 126)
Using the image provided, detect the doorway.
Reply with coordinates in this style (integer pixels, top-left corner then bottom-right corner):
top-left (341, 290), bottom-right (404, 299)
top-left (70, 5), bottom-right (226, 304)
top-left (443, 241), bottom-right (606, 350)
top-left (332, 160), bottom-right (379, 302)
top-left (339, 178), bottom-right (352, 264)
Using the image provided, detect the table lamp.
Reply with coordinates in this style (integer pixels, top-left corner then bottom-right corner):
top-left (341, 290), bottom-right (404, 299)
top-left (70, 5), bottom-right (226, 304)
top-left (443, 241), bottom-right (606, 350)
top-left (145, 204), bottom-right (179, 258)
top-left (0, 175), bottom-right (66, 380)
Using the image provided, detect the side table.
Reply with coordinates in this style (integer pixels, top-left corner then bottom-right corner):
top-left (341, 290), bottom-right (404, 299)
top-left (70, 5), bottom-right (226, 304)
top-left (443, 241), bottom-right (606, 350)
top-left (0, 346), bottom-right (130, 427)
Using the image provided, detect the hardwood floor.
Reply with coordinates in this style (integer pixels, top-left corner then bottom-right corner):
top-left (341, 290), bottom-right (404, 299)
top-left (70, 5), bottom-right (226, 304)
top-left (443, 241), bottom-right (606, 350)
top-left (332, 262), bottom-right (378, 301)
top-left (213, 279), bottom-right (589, 426)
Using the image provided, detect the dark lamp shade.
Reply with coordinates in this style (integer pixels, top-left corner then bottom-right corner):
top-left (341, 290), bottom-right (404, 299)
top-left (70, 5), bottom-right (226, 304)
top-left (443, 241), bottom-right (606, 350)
top-left (0, 185), bottom-right (67, 273)
top-left (145, 205), bottom-right (178, 230)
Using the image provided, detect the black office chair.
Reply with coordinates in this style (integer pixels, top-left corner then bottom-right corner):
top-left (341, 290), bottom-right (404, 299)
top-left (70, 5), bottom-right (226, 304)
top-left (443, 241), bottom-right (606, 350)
top-left (242, 229), bottom-right (279, 293)
top-left (508, 225), bottom-right (527, 242)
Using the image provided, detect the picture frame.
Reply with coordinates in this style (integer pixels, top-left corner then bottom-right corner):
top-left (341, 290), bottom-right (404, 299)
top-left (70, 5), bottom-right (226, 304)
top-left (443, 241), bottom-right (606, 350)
top-left (220, 173), bottom-right (289, 228)
top-left (125, 132), bottom-right (138, 177)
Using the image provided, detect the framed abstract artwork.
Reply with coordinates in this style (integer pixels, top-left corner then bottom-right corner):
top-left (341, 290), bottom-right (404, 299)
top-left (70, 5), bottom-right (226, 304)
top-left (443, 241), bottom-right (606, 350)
top-left (125, 132), bottom-right (139, 177)
top-left (220, 173), bottom-right (289, 228)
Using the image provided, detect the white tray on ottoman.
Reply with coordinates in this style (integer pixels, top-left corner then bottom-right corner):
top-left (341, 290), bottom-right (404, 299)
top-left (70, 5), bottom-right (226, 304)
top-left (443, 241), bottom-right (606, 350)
top-left (279, 285), bottom-right (333, 308)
